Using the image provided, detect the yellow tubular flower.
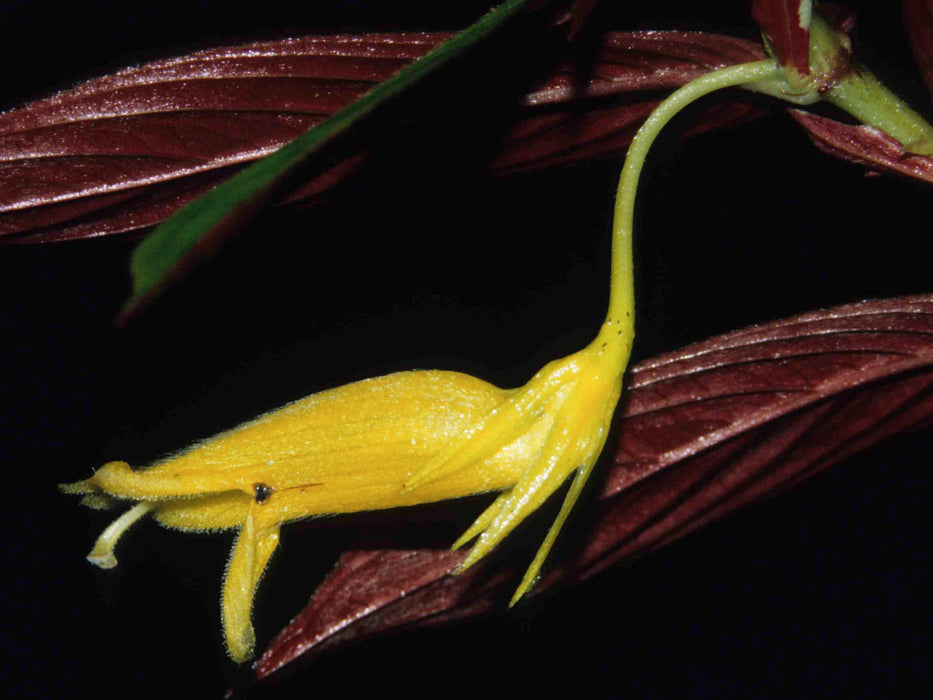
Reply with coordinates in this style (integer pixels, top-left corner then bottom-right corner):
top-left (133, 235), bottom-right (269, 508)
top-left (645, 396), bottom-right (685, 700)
top-left (62, 59), bottom-right (783, 663)
top-left (62, 370), bottom-right (536, 663)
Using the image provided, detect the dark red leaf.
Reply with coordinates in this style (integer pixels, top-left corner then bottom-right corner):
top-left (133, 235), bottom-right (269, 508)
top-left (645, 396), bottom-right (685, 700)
top-left (0, 31), bottom-right (764, 244)
top-left (751, 0), bottom-right (811, 77)
top-left (256, 294), bottom-right (933, 680)
top-left (790, 109), bottom-right (933, 183)
top-left (904, 0), bottom-right (933, 99)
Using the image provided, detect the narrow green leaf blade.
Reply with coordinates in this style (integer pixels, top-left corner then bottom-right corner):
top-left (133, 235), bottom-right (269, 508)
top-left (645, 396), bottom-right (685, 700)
top-left (126, 136), bottom-right (310, 312)
top-left (122, 0), bottom-right (532, 322)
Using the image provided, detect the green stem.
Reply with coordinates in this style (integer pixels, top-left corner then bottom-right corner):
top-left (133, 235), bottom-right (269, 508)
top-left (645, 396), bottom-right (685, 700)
top-left (808, 14), bottom-right (933, 155)
top-left (825, 70), bottom-right (933, 154)
top-left (598, 59), bottom-right (781, 363)
top-left (749, 13), bottom-right (933, 154)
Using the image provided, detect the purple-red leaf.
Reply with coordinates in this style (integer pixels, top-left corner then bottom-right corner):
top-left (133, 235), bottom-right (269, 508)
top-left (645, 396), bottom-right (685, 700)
top-left (256, 294), bottom-right (933, 680)
top-left (0, 31), bottom-right (764, 244)
top-left (904, 0), bottom-right (933, 100)
top-left (790, 109), bottom-right (933, 183)
top-left (752, 0), bottom-right (812, 77)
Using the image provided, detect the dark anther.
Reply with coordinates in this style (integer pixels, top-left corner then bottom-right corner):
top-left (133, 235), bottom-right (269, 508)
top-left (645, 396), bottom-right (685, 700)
top-left (253, 482), bottom-right (273, 504)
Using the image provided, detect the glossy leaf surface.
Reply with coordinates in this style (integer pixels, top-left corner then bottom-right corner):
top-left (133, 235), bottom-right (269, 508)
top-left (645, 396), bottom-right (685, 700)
top-left (256, 294), bottom-right (933, 679)
top-left (791, 110), bottom-right (933, 183)
top-left (5, 17), bottom-right (930, 253)
top-left (0, 31), bottom-right (764, 245)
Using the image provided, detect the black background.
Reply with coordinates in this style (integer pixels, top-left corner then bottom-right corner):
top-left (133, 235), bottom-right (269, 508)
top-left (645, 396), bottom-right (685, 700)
top-left (0, 2), bottom-right (929, 698)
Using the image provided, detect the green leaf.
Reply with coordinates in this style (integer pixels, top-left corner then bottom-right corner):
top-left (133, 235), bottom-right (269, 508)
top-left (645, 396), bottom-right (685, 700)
top-left (121, 0), bottom-right (532, 322)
